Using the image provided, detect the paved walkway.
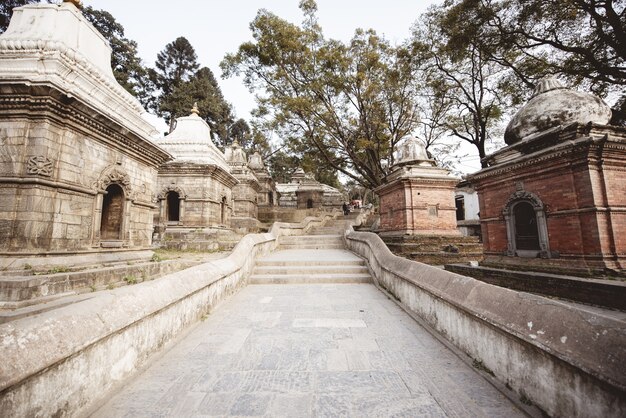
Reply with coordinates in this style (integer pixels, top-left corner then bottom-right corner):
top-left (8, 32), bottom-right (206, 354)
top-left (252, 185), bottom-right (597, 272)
top-left (92, 283), bottom-right (525, 417)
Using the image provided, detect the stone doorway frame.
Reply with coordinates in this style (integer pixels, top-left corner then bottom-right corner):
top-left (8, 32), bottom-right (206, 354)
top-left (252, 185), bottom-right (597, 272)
top-left (503, 190), bottom-right (551, 258)
top-left (157, 186), bottom-right (186, 226)
top-left (92, 165), bottom-right (133, 248)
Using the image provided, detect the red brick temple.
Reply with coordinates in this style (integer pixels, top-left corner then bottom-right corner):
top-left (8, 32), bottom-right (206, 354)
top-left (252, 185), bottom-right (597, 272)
top-left (469, 77), bottom-right (626, 276)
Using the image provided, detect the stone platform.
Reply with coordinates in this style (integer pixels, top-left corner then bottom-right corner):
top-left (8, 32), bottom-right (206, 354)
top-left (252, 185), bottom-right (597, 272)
top-left (91, 283), bottom-right (526, 417)
top-left (382, 234), bottom-right (483, 265)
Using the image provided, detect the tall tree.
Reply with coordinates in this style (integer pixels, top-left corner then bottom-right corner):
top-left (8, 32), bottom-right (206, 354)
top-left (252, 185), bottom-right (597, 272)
top-left (221, 1), bottom-right (420, 189)
top-left (437, 0), bottom-right (626, 124)
top-left (413, 8), bottom-right (509, 167)
top-left (159, 66), bottom-right (234, 144)
top-left (153, 37), bottom-right (200, 131)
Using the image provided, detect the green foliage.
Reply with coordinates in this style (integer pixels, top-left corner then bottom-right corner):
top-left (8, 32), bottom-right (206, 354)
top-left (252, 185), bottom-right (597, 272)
top-left (222, 1), bottom-right (420, 189)
top-left (47, 266), bottom-right (71, 274)
top-left (151, 253), bottom-right (162, 263)
top-left (123, 275), bottom-right (137, 285)
top-left (413, 6), bottom-right (510, 166)
top-left (23, 263), bottom-right (32, 270)
top-left (436, 0), bottom-right (625, 124)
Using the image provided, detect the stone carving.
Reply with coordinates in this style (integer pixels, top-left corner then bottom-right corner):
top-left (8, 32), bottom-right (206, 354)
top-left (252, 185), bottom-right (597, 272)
top-left (502, 190), bottom-right (544, 215)
top-left (26, 155), bottom-right (53, 177)
top-left (396, 136), bottom-right (431, 164)
top-left (157, 185), bottom-right (186, 200)
top-left (93, 165), bottom-right (131, 192)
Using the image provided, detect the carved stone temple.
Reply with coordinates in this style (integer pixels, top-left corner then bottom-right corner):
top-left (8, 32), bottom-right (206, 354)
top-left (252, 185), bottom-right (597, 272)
top-left (154, 107), bottom-right (237, 230)
top-left (468, 77), bottom-right (626, 276)
top-left (0, 1), bottom-right (170, 266)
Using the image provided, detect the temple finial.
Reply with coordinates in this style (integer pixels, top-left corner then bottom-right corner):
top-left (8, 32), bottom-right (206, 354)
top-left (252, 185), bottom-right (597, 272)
top-left (191, 102), bottom-right (199, 115)
top-left (63, 0), bottom-right (83, 7)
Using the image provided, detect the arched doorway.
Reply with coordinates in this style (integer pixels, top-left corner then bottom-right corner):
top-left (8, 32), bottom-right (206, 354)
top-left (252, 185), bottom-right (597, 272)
top-left (513, 202), bottom-right (539, 250)
top-left (503, 190), bottom-right (551, 258)
top-left (166, 191), bottom-right (180, 222)
top-left (101, 184), bottom-right (124, 240)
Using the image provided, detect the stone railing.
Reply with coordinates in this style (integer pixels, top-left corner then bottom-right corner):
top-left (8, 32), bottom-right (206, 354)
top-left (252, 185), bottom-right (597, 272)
top-left (345, 229), bottom-right (626, 418)
top-left (0, 211), bottom-right (337, 417)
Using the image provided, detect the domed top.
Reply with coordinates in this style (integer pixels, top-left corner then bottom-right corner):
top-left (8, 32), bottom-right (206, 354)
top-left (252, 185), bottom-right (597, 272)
top-left (504, 77), bottom-right (612, 144)
top-left (394, 135), bottom-right (434, 167)
top-left (156, 111), bottom-right (229, 171)
top-left (248, 152), bottom-right (265, 171)
top-left (225, 140), bottom-right (247, 165)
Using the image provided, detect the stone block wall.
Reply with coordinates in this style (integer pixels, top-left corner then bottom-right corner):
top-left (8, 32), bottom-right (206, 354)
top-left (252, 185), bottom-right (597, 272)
top-left (0, 86), bottom-right (167, 254)
top-left (156, 169), bottom-right (234, 228)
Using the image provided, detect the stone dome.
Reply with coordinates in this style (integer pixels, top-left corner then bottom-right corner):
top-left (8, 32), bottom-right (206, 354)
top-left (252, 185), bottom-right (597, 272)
top-left (504, 77), bottom-right (612, 145)
top-left (156, 110), bottom-right (229, 172)
top-left (248, 152), bottom-right (265, 170)
top-left (226, 140), bottom-right (247, 165)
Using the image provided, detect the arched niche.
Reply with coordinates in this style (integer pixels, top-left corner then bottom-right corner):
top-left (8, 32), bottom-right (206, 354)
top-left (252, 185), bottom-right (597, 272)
top-left (100, 184), bottom-right (124, 239)
top-left (503, 190), bottom-right (551, 258)
top-left (157, 186), bottom-right (186, 225)
top-left (93, 165), bottom-right (133, 246)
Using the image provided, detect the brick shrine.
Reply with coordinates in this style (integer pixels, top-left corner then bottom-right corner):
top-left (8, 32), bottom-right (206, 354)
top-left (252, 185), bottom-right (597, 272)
top-left (468, 78), bottom-right (626, 276)
top-left (375, 136), bottom-right (460, 237)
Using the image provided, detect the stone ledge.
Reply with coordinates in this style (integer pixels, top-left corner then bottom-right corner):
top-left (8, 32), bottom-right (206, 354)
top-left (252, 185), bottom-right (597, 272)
top-left (445, 263), bottom-right (626, 310)
top-left (0, 211), bottom-right (338, 417)
top-left (346, 230), bottom-right (626, 418)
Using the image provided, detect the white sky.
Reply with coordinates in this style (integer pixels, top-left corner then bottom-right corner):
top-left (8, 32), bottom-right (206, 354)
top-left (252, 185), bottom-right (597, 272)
top-left (83, 0), bottom-right (481, 173)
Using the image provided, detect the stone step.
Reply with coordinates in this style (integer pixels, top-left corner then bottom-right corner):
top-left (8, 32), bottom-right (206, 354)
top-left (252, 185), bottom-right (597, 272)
top-left (249, 273), bottom-right (372, 284)
top-left (253, 265), bottom-right (369, 275)
top-left (255, 259), bottom-right (365, 267)
top-left (278, 244), bottom-right (346, 250)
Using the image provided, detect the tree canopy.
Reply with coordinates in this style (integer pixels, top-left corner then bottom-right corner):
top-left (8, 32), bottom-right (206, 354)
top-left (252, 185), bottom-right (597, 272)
top-left (222, 1), bottom-right (420, 189)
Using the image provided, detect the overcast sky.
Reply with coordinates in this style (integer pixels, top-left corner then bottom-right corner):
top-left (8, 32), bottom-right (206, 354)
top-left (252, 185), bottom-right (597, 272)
top-left (82, 0), bottom-right (483, 173)
top-left (85, 0), bottom-right (437, 120)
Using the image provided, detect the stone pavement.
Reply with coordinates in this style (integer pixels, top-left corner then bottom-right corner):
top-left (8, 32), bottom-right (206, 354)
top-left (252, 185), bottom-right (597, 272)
top-left (91, 282), bottom-right (525, 417)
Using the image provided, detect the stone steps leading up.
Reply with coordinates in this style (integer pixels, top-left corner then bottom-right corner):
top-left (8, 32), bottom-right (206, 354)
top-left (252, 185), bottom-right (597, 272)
top-left (277, 234), bottom-right (344, 250)
top-left (250, 248), bottom-right (371, 285)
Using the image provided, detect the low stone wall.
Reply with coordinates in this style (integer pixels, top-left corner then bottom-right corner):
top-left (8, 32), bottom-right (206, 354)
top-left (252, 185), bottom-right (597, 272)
top-left (0, 212), bottom-right (337, 417)
top-left (346, 230), bottom-right (626, 418)
top-left (445, 263), bottom-right (626, 310)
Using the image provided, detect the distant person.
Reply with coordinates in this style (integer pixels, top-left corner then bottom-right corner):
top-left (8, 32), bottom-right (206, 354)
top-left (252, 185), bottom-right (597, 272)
top-left (342, 202), bottom-right (349, 215)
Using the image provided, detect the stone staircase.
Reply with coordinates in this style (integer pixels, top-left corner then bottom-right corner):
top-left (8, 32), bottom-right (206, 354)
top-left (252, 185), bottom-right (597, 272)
top-left (250, 217), bottom-right (371, 284)
top-left (276, 234), bottom-right (344, 250)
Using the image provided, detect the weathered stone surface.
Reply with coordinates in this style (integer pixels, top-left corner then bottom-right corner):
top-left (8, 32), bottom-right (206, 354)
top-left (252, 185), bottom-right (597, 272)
top-left (91, 282), bottom-right (524, 418)
top-left (504, 77), bottom-right (612, 144)
top-left (0, 212), bottom-right (339, 417)
top-left (346, 230), bottom-right (626, 418)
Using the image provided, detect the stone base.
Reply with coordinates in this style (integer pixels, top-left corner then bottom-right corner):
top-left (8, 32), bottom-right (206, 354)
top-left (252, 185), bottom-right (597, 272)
top-left (481, 255), bottom-right (626, 279)
top-left (0, 258), bottom-right (199, 311)
top-left (0, 248), bottom-right (154, 271)
top-left (230, 216), bottom-right (261, 233)
top-left (382, 235), bottom-right (483, 265)
top-left (158, 227), bottom-right (243, 251)
top-left (444, 263), bottom-right (626, 310)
